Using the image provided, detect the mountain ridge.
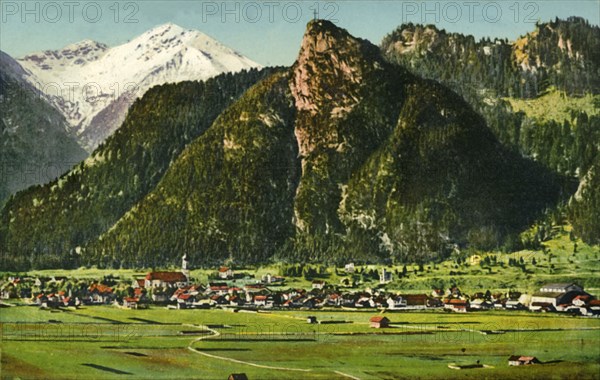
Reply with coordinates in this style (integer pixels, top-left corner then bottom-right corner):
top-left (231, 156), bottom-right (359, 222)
top-left (17, 23), bottom-right (261, 151)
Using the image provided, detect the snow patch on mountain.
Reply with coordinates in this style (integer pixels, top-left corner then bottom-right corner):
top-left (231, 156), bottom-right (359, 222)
top-left (18, 23), bottom-right (261, 151)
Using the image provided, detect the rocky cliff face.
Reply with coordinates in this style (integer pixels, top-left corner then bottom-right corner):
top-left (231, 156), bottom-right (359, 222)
top-left (290, 20), bottom-right (406, 233)
top-left (291, 20), bottom-right (383, 119)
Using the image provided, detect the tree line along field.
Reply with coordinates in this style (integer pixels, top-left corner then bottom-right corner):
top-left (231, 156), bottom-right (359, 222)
top-left (1, 305), bottom-right (599, 379)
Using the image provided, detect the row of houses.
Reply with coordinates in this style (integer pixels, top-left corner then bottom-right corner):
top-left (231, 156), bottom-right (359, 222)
top-left (130, 276), bottom-right (599, 317)
top-left (34, 283), bottom-right (117, 308)
top-left (440, 283), bottom-right (600, 316)
top-left (2, 265), bottom-right (598, 317)
top-left (529, 283), bottom-right (600, 315)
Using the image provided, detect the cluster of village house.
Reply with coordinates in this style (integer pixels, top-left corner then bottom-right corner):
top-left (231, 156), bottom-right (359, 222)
top-left (1, 256), bottom-right (599, 317)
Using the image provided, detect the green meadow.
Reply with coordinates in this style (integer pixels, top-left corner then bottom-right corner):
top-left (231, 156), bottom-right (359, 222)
top-left (2, 225), bottom-right (599, 379)
top-left (1, 306), bottom-right (599, 379)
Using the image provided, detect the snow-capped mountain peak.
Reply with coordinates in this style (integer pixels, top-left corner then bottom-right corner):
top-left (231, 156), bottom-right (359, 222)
top-left (17, 23), bottom-right (261, 151)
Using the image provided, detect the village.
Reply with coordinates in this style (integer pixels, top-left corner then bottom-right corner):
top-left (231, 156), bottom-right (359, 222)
top-left (2, 255), bottom-right (599, 318)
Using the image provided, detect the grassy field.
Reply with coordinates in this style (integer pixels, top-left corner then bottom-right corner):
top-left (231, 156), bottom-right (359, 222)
top-left (505, 88), bottom-right (599, 124)
top-left (1, 305), bottom-right (599, 379)
top-left (2, 224), bottom-right (598, 379)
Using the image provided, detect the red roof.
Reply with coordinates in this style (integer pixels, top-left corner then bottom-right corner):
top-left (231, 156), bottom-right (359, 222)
top-left (124, 297), bottom-right (139, 302)
top-left (574, 295), bottom-right (591, 301)
top-left (370, 316), bottom-right (389, 323)
top-left (219, 267), bottom-right (230, 272)
top-left (255, 295), bottom-right (267, 301)
top-left (145, 272), bottom-right (187, 282)
top-left (136, 279), bottom-right (145, 287)
top-left (178, 294), bottom-right (193, 300)
top-left (89, 283), bottom-right (113, 293)
top-left (518, 356), bottom-right (537, 361)
top-left (210, 285), bottom-right (229, 291)
top-left (447, 299), bottom-right (468, 305)
top-left (245, 284), bottom-right (264, 289)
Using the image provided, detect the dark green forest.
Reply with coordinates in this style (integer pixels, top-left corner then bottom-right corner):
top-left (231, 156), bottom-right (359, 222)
top-left (381, 17), bottom-right (599, 245)
top-left (0, 68), bottom-right (277, 270)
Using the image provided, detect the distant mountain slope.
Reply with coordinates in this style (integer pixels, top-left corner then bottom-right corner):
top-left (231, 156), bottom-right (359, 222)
top-left (0, 51), bottom-right (87, 207)
top-left (0, 68), bottom-right (274, 269)
top-left (381, 17), bottom-right (599, 100)
top-left (380, 18), bottom-right (599, 178)
top-left (570, 158), bottom-right (600, 245)
top-left (18, 23), bottom-right (261, 151)
top-left (380, 17), bottom-right (599, 244)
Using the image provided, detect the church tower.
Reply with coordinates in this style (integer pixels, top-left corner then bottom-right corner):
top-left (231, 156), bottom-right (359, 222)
top-left (181, 254), bottom-right (190, 281)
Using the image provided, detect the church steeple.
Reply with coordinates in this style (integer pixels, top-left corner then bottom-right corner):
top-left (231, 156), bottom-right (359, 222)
top-left (181, 254), bottom-right (190, 280)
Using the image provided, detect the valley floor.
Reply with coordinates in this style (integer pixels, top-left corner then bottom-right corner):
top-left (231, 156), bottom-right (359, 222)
top-left (1, 306), bottom-right (599, 379)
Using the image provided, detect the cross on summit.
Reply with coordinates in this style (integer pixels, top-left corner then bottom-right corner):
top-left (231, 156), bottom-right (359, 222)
top-left (313, 9), bottom-right (319, 20)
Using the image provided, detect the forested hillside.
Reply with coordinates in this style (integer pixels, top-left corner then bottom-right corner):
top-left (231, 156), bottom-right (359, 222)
top-left (570, 157), bottom-right (600, 245)
top-left (381, 17), bottom-right (600, 244)
top-left (0, 68), bottom-right (275, 269)
top-left (89, 73), bottom-right (298, 268)
top-left (381, 17), bottom-right (599, 100)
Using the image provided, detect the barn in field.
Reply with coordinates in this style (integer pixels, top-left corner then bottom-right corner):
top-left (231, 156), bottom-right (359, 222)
top-left (369, 316), bottom-right (390, 328)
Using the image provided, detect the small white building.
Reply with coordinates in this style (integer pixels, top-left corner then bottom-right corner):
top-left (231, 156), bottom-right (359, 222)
top-left (344, 263), bottom-right (355, 273)
top-left (539, 283), bottom-right (582, 293)
top-left (508, 356), bottom-right (539, 366)
top-left (218, 267), bottom-right (234, 279)
top-left (312, 280), bottom-right (325, 290)
top-left (379, 268), bottom-right (392, 284)
top-left (254, 295), bottom-right (267, 307)
top-left (469, 299), bottom-right (492, 310)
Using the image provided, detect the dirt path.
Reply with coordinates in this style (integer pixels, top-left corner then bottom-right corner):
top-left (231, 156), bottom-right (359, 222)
top-left (185, 324), bottom-right (361, 379)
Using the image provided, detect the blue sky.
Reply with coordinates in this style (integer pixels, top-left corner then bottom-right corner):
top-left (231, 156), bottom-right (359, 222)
top-left (1, 1), bottom-right (598, 66)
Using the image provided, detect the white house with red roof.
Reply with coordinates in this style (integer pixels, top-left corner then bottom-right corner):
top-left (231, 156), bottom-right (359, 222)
top-left (144, 255), bottom-right (190, 289)
top-left (145, 272), bottom-right (188, 288)
top-left (218, 267), bottom-right (234, 279)
top-left (444, 299), bottom-right (469, 312)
